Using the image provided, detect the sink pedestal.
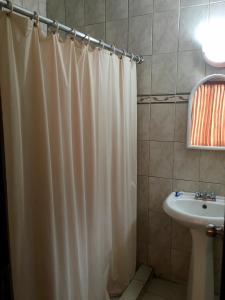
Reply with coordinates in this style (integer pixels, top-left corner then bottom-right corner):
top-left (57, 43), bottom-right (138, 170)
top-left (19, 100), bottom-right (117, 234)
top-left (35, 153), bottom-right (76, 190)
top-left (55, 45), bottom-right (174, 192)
top-left (187, 229), bottom-right (214, 300)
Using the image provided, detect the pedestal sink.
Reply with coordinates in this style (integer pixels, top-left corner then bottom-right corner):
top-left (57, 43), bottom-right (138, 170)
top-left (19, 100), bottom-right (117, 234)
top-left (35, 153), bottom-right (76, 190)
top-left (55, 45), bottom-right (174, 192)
top-left (163, 192), bottom-right (225, 300)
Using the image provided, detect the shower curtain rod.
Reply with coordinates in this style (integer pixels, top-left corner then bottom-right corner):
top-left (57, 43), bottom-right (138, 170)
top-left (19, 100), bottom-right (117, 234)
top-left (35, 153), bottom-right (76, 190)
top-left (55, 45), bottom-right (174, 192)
top-left (0, 0), bottom-right (144, 64)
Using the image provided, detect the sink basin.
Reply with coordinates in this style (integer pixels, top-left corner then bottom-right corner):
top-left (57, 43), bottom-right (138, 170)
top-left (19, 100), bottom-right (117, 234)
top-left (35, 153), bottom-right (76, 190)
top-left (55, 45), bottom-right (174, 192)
top-left (163, 192), bottom-right (225, 229)
top-left (163, 192), bottom-right (225, 300)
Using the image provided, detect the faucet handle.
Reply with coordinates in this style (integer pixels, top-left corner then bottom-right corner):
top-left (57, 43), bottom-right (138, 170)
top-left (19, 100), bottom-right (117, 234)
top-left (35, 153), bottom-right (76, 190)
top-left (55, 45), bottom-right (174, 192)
top-left (210, 192), bottom-right (216, 200)
top-left (194, 192), bottom-right (200, 199)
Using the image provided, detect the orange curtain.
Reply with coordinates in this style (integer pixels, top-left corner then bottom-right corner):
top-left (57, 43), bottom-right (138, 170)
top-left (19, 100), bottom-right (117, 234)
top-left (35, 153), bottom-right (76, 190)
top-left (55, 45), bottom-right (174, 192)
top-left (191, 83), bottom-right (225, 146)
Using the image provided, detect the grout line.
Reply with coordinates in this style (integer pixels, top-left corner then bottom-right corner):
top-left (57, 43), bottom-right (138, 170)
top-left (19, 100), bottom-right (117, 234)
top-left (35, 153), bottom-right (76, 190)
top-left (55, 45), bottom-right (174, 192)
top-left (175, 0), bottom-right (181, 95)
top-left (127, 0), bottom-right (129, 51)
top-left (150, 1), bottom-right (154, 93)
top-left (137, 173), bottom-right (225, 187)
top-left (104, 0), bottom-right (106, 40)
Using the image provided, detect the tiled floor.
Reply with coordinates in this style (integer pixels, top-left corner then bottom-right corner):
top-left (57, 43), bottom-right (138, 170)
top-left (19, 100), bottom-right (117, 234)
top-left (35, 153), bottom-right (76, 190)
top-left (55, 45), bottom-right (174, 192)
top-left (139, 278), bottom-right (187, 300)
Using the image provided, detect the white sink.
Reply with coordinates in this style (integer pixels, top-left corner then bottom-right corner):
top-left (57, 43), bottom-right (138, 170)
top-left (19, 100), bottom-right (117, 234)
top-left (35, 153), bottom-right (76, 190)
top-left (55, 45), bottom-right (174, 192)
top-left (163, 192), bottom-right (224, 229)
top-left (163, 192), bottom-right (225, 300)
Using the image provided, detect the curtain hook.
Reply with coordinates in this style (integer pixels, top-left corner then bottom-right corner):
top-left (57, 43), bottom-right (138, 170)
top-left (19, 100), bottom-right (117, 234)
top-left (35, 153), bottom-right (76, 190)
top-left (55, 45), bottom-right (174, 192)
top-left (98, 39), bottom-right (105, 50)
top-left (6, 0), bottom-right (13, 16)
top-left (86, 34), bottom-right (90, 45)
top-left (137, 56), bottom-right (143, 64)
top-left (110, 45), bottom-right (116, 56)
top-left (74, 28), bottom-right (77, 39)
top-left (81, 34), bottom-right (90, 45)
top-left (81, 33), bottom-right (87, 42)
top-left (68, 28), bottom-right (76, 40)
top-left (130, 53), bottom-right (134, 62)
top-left (33, 11), bottom-right (39, 27)
top-left (51, 20), bottom-right (59, 34)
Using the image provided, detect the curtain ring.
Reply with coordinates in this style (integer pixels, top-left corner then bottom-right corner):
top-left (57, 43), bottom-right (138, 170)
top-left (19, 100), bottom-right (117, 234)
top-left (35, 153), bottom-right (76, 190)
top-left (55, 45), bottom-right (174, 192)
top-left (110, 45), bottom-right (116, 56)
top-left (87, 34), bottom-right (90, 45)
top-left (68, 28), bottom-right (77, 40)
top-left (81, 33), bottom-right (87, 42)
top-left (6, 0), bottom-right (13, 16)
top-left (82, 34), bottom-right (90, 45)
top-left (85, 34), bottom-right (90, 45)
top-left (137, 56), bottom-right (141, 64)
top-left (74, 28), bottom-right (77, 39)
top-left (52, 20), bottom-right (59, 34)
top-left (130, 53), bottom-right (134, 62)
top-left (33, 11), bottom-right (39, 27)
top-left (120, 49), bottom-right (126, 60)
top-left (98, 39), bottom-right (105, 50)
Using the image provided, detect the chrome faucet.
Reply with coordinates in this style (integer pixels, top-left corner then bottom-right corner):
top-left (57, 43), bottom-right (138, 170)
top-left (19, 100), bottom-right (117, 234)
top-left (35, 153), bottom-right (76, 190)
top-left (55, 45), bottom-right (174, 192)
top-left (194, 192), bottom-right (216, 201)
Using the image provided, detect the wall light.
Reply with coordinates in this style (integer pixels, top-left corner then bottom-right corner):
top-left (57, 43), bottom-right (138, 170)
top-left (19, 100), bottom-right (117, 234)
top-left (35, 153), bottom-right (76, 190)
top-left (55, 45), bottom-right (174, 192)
top-left (196, 18), bottom-right (225, 67)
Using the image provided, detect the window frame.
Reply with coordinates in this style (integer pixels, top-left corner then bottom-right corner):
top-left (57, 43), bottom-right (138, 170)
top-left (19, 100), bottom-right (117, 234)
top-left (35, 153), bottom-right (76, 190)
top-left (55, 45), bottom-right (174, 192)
top-left (187, 74), bottom-right (225, 151)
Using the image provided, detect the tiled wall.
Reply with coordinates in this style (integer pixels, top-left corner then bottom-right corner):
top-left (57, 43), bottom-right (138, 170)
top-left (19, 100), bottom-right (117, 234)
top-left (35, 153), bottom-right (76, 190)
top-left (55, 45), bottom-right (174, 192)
top-left (14, 0), bottom-right (46, 17)
top-left (45, 0), bottom-right (225, 289)
top-left (137, 95), bottom-right (225, 287)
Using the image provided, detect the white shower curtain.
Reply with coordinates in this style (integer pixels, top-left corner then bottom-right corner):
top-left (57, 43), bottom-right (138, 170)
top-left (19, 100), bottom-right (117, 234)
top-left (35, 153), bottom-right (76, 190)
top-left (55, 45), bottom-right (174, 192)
top-left (0, 12), bottom-right (137, 300)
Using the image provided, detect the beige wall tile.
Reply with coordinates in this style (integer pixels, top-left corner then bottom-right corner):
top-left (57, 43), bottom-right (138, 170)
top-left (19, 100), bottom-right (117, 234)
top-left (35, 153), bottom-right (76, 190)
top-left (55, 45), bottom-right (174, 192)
top-left (153, 10), bottom-right (179, 54)
top-left (84, 0), bottom-right (105, 25)
top-left (65, 0), bottom-right (84, 27)
top-left (174, 142), bottom-right (200, 181)
top-left (181, 0), bottom-right (209, 6)
top-left (106, 0), bottom-right (128, 21)
top-left (175, 103), bottom-right (188, 142)
top-left (137, 176), bottom-right (149, 218)
top-left (200, 151), bottom-right (225, 184)
top-left (173, 179), bottom-right (199, 192)
top-left (137, 211), bottom-right (149, 243)
top-left (137, 56), bottom-right (151, 95)
top-left (150, 103), bottom-right (175, 141)
top-left (154, 0), bottom-right (180, 12)
top-left (23, 0), bottom-right (38, 11)
top-left (39, 1), bottom-right (46, 17)
top-left (177, 50), bottom-right (205, 93)
top-left (106, 19), bottom-right (128, 49)
top-left (149, 177), bottom-right (172, 213)
top-left (129, 0), bottom-right (153, 17)
top-left (152, 53), bottom-right (177, 94)
top-left (129, 14), bottom-right (153, 55)
top-left (138, 104), bottom-right (150, 140)
top-left (137, 242), bottom-right (148, 265)
top-left (138, 141), bottom-right (150, 175)
top-left (149, 141), bottom-right (173, 178)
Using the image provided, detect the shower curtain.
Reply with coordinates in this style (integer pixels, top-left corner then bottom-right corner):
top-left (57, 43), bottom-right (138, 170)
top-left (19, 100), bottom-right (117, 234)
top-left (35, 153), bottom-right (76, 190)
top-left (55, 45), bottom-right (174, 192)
top-left (0, 12), bottom-right (137, 300)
